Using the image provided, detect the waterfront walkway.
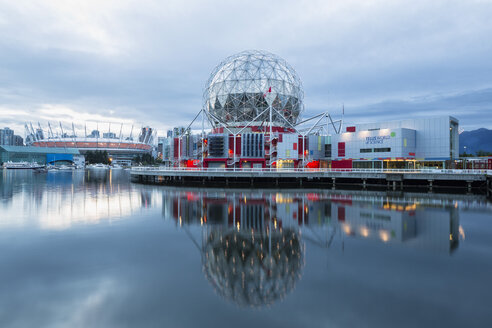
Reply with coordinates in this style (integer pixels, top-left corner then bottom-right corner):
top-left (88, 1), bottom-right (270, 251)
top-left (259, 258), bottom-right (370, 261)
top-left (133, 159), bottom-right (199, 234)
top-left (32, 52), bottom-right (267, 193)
top-left (131, 167), bottom-right (492, 195)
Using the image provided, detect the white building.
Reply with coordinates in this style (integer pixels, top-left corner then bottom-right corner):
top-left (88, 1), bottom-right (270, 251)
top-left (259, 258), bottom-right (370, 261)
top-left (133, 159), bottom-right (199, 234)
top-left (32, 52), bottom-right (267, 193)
top-left (331, 116), bottom-right (459, 169)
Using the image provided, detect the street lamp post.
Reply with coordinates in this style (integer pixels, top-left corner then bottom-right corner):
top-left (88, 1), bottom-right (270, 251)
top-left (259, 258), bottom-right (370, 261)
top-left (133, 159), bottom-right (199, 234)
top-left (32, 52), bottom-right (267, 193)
top-left (463, 146), bottom-right (467, 170)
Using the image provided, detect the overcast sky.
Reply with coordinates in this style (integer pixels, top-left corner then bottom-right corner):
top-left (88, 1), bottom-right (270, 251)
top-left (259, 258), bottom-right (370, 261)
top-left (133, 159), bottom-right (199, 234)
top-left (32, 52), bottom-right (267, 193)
top-left (1, 0), bottom-right (491, 138)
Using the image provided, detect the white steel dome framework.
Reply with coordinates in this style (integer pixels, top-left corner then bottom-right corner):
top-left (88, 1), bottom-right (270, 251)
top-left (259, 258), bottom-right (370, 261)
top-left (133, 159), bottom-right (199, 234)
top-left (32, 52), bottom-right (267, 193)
top-left (204, 50), bottom-right (304, 128)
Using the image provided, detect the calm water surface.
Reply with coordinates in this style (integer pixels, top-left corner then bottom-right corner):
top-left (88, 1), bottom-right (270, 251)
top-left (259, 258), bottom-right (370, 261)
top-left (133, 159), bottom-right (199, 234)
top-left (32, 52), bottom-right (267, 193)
top-left (1, 169), bottom-right (491, 328)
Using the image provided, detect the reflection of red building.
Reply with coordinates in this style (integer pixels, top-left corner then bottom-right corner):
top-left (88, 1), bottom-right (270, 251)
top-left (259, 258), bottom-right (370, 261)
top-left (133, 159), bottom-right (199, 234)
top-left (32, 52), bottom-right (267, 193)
top-left (163, 190), bottom-right (460, 253)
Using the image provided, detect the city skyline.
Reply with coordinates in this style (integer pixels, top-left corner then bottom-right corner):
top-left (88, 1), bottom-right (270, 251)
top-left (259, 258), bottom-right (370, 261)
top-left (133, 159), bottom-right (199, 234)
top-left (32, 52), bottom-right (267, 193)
top-left (1, 0), bottom-right (491, 136)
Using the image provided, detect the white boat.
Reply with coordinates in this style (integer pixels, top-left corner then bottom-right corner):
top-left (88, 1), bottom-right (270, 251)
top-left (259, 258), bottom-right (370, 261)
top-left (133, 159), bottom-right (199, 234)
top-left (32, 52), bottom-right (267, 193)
top-left (2, 161), bottom-right (45, 170)
top-left (57, 165), bottom-right (75, 171)
top-left (110, 164), bottom-right (123, 170)
top-left (46, 165), bottom-right (58, 171)
top-left (88, 163), bottom-right (109, 170)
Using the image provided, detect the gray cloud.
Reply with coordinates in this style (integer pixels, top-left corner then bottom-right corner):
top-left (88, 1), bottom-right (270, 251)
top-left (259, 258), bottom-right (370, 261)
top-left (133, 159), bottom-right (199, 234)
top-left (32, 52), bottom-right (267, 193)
top-left (0, 0), bottom-right (491, 137)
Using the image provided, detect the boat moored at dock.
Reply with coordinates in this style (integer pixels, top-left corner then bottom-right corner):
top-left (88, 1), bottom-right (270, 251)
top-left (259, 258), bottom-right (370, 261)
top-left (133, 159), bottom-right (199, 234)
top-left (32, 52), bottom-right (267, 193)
top-left (2, 161), bottom-right (45, 170)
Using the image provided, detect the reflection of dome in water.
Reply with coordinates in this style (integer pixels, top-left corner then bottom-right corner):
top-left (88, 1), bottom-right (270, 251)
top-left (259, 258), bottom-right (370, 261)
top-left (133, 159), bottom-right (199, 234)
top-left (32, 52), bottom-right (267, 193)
top-left (202, 228), bottom-right (304, 307)
top-left (203, 50), bottom-right (304, 127)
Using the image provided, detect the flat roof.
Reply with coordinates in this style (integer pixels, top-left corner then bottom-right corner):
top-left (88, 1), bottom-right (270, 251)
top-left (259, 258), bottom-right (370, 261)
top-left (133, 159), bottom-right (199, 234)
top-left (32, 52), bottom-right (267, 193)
top-left (353, 116), bottom-right (459, 128)
top-left (0, 145), bottom-right (80, 155)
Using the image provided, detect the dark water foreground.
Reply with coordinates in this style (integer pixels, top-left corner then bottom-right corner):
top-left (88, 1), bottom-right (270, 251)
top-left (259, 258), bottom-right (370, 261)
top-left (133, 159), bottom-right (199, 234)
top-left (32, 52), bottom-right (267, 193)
top-left (1, 170), bottom-right (491, 328)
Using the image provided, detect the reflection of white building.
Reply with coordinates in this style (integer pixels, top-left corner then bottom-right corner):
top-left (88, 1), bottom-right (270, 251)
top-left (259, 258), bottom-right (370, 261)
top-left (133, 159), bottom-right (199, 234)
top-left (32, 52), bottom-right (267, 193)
top-left (331, 201), bottom-right (417, 242)
top-left (407, 207), bottom-right (460, 253)
top-left (330, 200), bottom-right (459, 253)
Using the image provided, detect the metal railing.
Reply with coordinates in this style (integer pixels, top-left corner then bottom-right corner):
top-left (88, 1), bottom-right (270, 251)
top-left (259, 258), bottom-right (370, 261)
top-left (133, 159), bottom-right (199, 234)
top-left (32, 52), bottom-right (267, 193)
top-left (130, 166), bottom-right (492, 175)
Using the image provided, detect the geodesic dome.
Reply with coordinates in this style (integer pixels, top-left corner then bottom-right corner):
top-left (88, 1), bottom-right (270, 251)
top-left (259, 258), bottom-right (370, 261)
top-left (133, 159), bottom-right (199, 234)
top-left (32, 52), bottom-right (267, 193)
top-left (202, 228), bottom-right (304, 307)
top-left (204, 50), bottom-right (304, 128)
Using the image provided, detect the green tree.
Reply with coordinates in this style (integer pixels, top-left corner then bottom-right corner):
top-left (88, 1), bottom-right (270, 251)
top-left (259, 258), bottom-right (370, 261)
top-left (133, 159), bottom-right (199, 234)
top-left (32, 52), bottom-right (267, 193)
top-left (476, 150), bottom-right (492, 157)
top-left (85, 150), bottom-right (109, 164)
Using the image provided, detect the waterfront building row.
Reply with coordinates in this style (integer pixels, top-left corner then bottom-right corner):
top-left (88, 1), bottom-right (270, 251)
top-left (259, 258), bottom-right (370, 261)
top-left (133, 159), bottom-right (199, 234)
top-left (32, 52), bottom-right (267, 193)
top-left (157, 116), bottom-right (461, 169)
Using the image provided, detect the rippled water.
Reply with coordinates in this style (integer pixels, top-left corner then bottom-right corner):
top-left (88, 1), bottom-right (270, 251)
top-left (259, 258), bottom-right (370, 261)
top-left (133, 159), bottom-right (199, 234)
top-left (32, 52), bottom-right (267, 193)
top-left (1, 169), bottom-right (491, 328)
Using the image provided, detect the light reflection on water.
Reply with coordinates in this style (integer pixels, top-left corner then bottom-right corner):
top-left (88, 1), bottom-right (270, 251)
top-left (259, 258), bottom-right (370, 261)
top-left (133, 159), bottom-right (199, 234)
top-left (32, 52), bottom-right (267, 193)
top-left (0, 169), bottom-right (156, 229)
top-left (0, 170), bottom-right (491, 327)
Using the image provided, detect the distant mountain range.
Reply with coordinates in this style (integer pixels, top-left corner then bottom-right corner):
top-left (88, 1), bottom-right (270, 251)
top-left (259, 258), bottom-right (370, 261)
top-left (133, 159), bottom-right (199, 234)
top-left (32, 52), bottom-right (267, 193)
top-left (459, 128), bottom-right (492, 155)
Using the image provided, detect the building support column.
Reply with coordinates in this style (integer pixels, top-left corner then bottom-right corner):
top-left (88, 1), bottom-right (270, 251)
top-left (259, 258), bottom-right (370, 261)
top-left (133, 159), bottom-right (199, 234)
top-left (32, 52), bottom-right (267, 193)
top-left (467, 180), bottom-right (473, 193)
top-left (362, 179), bottom-right (366, 190)
top-left (392, 181), bottom-right (396, 191)
top-left (332, 178), bottom-right (336, 190)
top-left (428, 180), bottom-right (433, 193)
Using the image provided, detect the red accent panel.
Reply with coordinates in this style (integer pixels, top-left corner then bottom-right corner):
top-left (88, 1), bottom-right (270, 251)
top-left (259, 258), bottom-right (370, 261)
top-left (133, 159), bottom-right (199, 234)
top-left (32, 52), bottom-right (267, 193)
top-left (279, 133), bottom-right (283, 142)
top-left (408, 152), bottom-right (415, 156)
top-left (306, 160), bottom-right (320, 168)
top-left (293, 143), bottom-right (297, 150)
top-left (173, 138), bottom-right (179, 159)
top-left (298, 137), bottom-right (304, 155)
top-left (224, 135), bottom-right (241, 155)
top-left (186, 159), bottom-right (200, 167)
top-left (338, 142), bottom-right (345, 157)
top-left (332, 159), bottom-right (352, 169)
top-left (346, 126), bottom-right (356, 132)
top-left (338, 207), bottom-right (345, 221)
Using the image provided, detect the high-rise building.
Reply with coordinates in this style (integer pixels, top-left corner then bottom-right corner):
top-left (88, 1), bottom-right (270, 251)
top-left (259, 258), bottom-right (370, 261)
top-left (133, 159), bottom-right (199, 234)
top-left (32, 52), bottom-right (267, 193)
top-left (35, 128), bottom-right (44, 141)
top-left (89, 130), bottom-right (100, 138)
top-left (103, 132), bottom-right (117, 139)
top-left (139, 127), bottom-right (154, 144)
top-left (0, 128), bottom-right (14, 146)
top-left (13, 135), bottom-right (24, 146)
